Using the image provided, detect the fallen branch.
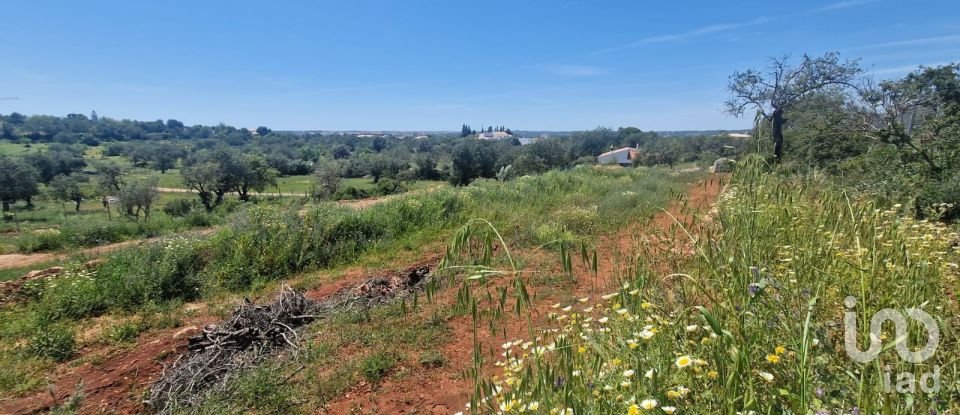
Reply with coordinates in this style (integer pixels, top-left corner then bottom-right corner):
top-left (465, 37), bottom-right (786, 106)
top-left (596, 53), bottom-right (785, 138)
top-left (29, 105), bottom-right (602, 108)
top-left (147, 265), bottom-right (432, 414)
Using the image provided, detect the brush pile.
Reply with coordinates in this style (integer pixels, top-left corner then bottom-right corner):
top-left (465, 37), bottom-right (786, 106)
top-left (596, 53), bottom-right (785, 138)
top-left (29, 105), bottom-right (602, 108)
top-left (146, 265), bottom-right (433, 414)
top-left (320, 265), bottom-right (431, 311)
top-left (146, 285), bottom-right (315, 413)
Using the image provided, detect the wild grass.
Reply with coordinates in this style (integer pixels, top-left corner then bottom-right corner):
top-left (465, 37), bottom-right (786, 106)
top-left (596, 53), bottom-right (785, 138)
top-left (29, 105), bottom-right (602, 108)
top-left (451, 156), bottom-right (959, 414)
top-left (0, 260), bottom-right (61, 282)
top-left (0, 141), bottom-right (48, 156)
top-left (0, 165), bottom-right (689, 399)
top-left (4, 193), bottom-right (222, 253)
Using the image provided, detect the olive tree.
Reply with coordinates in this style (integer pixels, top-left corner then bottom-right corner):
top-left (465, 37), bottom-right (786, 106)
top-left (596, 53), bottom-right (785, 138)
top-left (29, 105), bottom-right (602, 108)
top-left (312, 160), bottom-right (343, 200)
top-left (49, 173), bottom-right (89, 211)
top-left (0, 156), bottom-right (40, 211)
top-left (119, 177), bottom-right (159, 221)
top-left (181, 159), bottom-right (228, 211)
top-left (725, 52), bottom-right (862, 160)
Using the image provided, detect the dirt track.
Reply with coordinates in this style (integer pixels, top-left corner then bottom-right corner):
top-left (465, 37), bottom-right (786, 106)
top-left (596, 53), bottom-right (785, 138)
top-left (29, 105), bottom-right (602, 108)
top-left (0, 176), bottom-right (726, 414)
top-left (0, 191), bottom-right (407, 272)
top-left (0, 228), bottom-right (215, 271)
top-left (321, 174), bottom-right (728, 413)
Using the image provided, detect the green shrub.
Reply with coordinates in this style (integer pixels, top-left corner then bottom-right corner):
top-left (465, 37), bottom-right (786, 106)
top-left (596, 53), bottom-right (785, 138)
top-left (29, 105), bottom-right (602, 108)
top-left (106, 320), bottom-right (146, 343)
top-left (162, 198), bottom-right (198, 217)
top-left (185, 211), bottom-right (213, 227)
top-left (28, 324), bottom-right (75, 362)
top-left (35, 269), bottom-right (104, 321)
top-left (359, 351), bottom-right (397, 382)
top-left (418, 350), bottom-right (445, 368)
top-left (374, 178), bottom-right (406, 196)
top-left (15, 230), bottom-right (65, 253)
top-left (96, 236), bottom-right (205, 311)
top-left (59, 220), bottom-right (138, 246)
top-left (333, 185), bottom-right (370, 200)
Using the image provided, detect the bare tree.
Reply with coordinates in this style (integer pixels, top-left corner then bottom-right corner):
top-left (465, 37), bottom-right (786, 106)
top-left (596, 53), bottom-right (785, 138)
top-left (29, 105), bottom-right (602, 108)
top-left (725, 52), bottom-right (862, 160)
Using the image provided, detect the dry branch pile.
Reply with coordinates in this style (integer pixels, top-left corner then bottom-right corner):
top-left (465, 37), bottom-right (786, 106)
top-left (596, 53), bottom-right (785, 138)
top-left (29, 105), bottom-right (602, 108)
top-left (146, 286), bottom-right (315, 413)
top-left (146, 265), bottom-right (432, 414)
top-left (318, 265), bottom-right (431, 312)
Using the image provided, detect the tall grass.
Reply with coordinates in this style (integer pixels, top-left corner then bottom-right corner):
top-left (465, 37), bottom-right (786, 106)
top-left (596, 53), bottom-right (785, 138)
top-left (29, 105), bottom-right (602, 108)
top-left (453, 156), bottom-right (959, 414)
top-left (0, 165), bottom-right (689, 394)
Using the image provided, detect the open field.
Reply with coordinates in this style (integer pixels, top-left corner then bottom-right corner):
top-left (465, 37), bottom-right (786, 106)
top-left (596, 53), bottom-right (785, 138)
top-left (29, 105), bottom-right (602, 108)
top-left (3, 159), bottom-right (955, 414)
top-left (0, 142), bottom-right (48, 156)
top-left (4, 4), bottom-right (959, 413)
top-left (0, 165), bottom-right (697, 413)
top-left (1, 140), bottom-right (448, 258)
top-left (1, 192), bottom-right (221, 256)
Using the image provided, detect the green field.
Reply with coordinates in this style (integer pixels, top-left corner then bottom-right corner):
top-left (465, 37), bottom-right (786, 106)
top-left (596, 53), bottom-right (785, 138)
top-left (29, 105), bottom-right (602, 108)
top-left (0, 142), bottom-right (47, 156)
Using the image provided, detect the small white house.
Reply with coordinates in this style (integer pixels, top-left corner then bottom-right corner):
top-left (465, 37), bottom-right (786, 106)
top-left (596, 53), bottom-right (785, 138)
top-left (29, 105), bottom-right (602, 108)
top-left (477, 131), bottom-right (514, 140)
top-left (597, 147), bottom-right (639, 166)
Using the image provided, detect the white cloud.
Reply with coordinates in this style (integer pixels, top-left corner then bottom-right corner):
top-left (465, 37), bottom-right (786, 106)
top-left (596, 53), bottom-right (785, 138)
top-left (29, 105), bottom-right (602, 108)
top-left (852, 34), bottom-right (960, 50)
top-left (870, 61), bottom-right (952, 75)
top-left (812, 0), bottom-right (876, 13)
top-left (591, 17), bottom-right (771, 55)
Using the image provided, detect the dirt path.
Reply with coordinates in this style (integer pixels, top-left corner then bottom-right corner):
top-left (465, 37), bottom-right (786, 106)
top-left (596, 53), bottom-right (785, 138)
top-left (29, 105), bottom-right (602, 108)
top-left (0, 228), bottom-right (216, 271)
top-left (321, 175), bottom-right (728, 414)
top-left (155, 187), bottom-right (294, 197)
top-left (0, 177), bottom-right (725, 414)
top-left (0, 189), bottom-right (416, 271)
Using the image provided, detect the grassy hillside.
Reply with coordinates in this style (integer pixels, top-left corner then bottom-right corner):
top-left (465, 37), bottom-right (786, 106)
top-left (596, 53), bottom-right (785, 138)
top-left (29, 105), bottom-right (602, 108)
top-left (458, 156), bottom-right (959, 414)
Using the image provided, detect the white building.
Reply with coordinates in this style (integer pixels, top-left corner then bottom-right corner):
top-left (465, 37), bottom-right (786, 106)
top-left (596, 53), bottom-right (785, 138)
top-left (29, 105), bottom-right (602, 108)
top-left (597, 147), bottom-right (639, 166)
top-left (477, 131), bottom-right (514, 140)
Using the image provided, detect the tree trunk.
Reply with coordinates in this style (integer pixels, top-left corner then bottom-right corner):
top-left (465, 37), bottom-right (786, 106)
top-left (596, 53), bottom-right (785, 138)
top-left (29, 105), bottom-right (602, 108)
top-left (772, 108), bottom-right (785, 161)
top-left (199, 191), bottom-right (214, 212)
top-left (1, 200), bottom-right (9, 213)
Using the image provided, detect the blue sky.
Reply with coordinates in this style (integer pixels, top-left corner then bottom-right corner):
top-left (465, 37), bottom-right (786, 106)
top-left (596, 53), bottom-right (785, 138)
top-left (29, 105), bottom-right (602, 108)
top-left (1, 1), bottom-right (958, 131)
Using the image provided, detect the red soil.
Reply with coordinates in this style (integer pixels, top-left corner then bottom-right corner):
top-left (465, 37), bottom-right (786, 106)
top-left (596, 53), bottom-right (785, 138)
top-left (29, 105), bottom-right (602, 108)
top-left (321, 174), bottom-right (727, 414)
top-left (0, 175), bottom-right (726, 414)
top-left (0, 316), bottom-right (216, 415)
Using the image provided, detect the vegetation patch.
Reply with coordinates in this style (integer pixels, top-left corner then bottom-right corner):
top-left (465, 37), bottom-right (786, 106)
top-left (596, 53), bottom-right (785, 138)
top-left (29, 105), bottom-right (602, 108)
top-left (454, 157), bottom-right (960, 414)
